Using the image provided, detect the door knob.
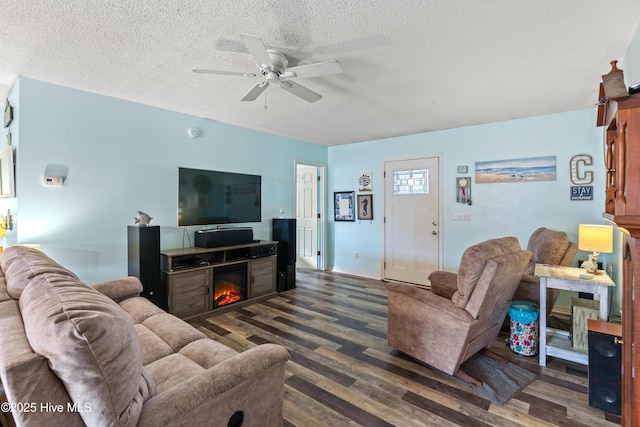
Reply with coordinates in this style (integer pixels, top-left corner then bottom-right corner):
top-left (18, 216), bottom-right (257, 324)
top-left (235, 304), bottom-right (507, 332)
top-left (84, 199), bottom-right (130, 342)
top-left (432, 221), bottom-right (437, 226)
top-left (614, 337), bottom-right (624, 345)
top-left (432, 231), bottom-right (437, 235)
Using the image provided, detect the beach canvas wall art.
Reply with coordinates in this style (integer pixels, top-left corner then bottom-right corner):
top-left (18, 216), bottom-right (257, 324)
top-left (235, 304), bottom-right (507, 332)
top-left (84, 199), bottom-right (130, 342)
top-left (475, 156), bottom-right (556, 183)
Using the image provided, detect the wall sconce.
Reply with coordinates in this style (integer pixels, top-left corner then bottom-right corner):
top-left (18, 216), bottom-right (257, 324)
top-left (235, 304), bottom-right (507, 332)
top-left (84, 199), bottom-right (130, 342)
top-left (1, 209), bottom-right (13, 231)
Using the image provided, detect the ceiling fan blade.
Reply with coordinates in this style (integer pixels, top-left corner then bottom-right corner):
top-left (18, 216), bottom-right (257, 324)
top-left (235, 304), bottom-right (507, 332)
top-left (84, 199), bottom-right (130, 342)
top-left (241, 81), bottom-right (270, 101)
top-left (283, 60), bottom-right (342, 79)
top-left (280, 81), bottom-right (322, 103)
top-left (192, 68), bottom-right (256, 77)
top-left (239, 34), bottom-right (274, 70)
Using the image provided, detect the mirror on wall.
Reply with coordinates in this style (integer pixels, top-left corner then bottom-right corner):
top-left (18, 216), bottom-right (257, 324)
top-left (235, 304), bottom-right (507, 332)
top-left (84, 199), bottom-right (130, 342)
top-left (0, 143), bottom-right (15, 198)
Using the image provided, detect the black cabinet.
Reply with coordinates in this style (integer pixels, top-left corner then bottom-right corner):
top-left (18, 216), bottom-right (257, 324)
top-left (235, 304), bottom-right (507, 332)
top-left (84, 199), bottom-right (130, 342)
top-left (272, 218), bottom-right (296, 291)
top-left (127, 225), bottom-right (164, 308)
top-left (588, 320), bottom-right (622, 416)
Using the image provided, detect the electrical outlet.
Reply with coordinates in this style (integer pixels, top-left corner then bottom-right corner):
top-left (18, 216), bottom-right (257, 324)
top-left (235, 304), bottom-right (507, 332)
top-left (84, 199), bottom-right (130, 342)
top-left (606, 264), bottom-right (613, 277)
top-left (452, 212), bottom-right (471, 221)
top-left (354, 252), bottom-right (359, 259)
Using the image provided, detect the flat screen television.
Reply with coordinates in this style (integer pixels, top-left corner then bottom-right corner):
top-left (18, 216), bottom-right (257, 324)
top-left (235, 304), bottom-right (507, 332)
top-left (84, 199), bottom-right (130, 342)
top-left (178, 167), bottom-right (262, 226)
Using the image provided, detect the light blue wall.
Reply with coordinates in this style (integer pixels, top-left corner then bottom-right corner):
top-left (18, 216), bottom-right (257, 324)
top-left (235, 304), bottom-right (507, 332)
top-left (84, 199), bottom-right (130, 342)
top-left (5, 78), bottom-right (326, 284)
top-left (327, 109), bottom-right (605, 280)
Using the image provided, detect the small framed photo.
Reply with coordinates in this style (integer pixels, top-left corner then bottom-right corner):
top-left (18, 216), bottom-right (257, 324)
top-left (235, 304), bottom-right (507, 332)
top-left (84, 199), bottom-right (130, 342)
top-left (358, 172), bottom-right (372, 191)
top-left (334, 191), bottom-right (355, 222)
top-left (357, 194), bottom-right (373, 220)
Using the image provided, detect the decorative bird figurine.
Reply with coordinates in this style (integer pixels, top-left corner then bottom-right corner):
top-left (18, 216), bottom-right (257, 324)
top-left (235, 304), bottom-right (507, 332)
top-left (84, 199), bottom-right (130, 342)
top-left (134, 211), bottom-right (153, 226)
top-left (580, 254), bottom-right (595, 272)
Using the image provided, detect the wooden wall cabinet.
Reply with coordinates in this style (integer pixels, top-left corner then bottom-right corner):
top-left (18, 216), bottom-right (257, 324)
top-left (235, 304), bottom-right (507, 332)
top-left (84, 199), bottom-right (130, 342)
top-left (605, 92), bottom-right (640, 426)
top-left (621, 232), bottom-right (639, 426)
top-left (161, 241), bottom-right (277, 319)
top-left (606, 93), bottom-right (640, 231)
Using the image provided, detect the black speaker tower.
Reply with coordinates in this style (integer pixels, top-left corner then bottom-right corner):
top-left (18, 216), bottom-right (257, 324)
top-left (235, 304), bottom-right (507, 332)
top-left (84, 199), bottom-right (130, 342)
top-left (588, 321), bottom-right (622, 416)
top-left (272, 218), bottom-right (296, 292)
top-left (127, 225), bottom-right (164, 308)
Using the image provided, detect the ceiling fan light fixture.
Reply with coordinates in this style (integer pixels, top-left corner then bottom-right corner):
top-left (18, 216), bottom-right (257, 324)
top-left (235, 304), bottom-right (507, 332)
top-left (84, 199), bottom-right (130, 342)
top-left (265, 71), bottom-right (280, 83)
top-left (195, 34), bottom-right (342, 103)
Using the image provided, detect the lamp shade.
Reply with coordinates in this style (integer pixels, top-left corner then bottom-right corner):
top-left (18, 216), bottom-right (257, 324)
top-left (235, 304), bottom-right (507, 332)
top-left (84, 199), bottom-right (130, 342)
top-left (578, 224), bottom-right (614, 254)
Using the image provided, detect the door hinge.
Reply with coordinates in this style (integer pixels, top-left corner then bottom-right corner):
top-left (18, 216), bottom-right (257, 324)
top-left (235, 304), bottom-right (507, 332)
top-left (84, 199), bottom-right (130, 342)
top-left (317, 175), bottom-right (321, 181)
top-left (317, 213), bottom-right (321, 219)
top-left (317, 251), bottom-right (321, 256)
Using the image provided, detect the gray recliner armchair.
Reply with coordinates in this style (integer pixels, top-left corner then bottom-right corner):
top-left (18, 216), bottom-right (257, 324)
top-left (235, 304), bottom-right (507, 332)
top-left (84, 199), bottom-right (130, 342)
top-left (387, 237), bottom-right (532, 384)
top-left (513, 227), bottom-right (578, 319)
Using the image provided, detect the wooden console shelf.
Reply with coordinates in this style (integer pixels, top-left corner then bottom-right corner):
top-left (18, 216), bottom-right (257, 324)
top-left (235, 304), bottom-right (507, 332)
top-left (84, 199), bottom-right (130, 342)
top-left (161, 241), bottom-right (277, 318)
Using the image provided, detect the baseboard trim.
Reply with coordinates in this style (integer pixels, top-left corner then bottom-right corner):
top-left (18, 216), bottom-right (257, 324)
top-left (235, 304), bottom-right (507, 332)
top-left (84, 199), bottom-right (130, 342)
top-left (329, 268), bottom-right (381, 281)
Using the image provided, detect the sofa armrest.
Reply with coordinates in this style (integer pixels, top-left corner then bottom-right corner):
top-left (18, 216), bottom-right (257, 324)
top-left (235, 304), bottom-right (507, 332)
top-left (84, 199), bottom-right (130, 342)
top-left (427, 270), bottom-right (458, 299)
top-left (137, 343), bottom-right (289, 427)
top-left (91, 276), bottom-right (143, 302)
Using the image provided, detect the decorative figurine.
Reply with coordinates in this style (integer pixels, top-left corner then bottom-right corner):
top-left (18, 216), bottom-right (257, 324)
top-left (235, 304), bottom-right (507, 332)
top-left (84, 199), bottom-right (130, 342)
top-left (580, 255), bottom-right (595, 272)
top-left (134, 211), bottom-right (153, 226)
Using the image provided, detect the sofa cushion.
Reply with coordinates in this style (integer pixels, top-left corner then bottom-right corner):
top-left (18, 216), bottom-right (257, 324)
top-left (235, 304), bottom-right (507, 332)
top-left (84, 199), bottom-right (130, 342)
top-left (0, 246), bottom-right (78, 299)
top-left (19, 273), bottom-right (156, 427)
top-left (144, 353), bottom-right (206, 394)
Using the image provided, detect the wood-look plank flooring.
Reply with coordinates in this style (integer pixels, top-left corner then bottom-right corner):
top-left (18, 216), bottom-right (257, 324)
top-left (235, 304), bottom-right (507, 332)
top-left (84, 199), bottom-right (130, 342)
top-left (189, 269), bottom-right (622, 427)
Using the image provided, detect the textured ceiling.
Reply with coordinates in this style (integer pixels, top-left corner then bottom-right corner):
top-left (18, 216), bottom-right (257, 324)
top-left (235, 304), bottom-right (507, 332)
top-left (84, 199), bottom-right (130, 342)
top-left (1, 1), bottom-right (639, 146)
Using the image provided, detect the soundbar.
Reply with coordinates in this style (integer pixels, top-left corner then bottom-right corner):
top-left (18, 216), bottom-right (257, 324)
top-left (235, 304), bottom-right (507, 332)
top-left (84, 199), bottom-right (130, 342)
top-left (195, 228), bottom-right (254, 249)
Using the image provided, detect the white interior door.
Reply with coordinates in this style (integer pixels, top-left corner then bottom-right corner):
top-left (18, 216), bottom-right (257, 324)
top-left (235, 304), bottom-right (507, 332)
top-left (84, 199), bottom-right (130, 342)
top-left (296, 164), bottom-right (318, 269)
top-left (384, 156), bottom-right (440, 285)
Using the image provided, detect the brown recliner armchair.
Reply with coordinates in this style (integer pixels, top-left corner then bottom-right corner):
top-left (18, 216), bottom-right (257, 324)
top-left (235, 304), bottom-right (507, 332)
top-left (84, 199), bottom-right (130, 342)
top-left (387, 237), bottom-right (532, 385)
top-left (513, 227), bottom-right (578, 319)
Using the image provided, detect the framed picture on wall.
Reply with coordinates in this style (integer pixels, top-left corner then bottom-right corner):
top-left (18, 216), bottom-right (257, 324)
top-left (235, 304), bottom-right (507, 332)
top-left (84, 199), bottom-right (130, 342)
top-left (334, 191), bottom-right (355, 222)
top-left (357, 194), bottom-right (373, 220)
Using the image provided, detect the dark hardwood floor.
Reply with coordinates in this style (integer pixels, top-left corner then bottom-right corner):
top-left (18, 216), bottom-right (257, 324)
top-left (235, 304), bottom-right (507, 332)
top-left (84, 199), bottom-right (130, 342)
top-left (189, 269), bottom-right (622, 427)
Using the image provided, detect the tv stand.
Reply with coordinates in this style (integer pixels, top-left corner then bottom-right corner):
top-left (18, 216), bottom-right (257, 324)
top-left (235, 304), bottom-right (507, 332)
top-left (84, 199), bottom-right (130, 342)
top-left (160, 240), bottom-right (277, 319)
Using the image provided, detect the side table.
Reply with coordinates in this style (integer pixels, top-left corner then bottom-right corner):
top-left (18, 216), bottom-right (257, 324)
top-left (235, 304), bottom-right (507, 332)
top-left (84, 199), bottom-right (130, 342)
top-left (534, 264), bottom-right (615, 366)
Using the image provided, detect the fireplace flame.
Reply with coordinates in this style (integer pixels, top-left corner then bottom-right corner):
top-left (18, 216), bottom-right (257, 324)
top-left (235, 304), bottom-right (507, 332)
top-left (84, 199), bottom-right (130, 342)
top-left (214, 288), bottom-right (242, 307)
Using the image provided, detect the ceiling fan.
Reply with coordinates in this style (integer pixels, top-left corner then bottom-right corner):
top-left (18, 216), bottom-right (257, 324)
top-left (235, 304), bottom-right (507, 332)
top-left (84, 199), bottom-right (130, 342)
top-left (193, 34), bottom-right (342, 103)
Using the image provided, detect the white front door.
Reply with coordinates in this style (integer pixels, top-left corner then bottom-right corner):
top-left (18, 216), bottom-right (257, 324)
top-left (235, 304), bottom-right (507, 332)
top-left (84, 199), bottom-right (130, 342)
top-left (384, 156), bottom-right (441, 285)
top-left (296, 164), bottom-right (318, 269)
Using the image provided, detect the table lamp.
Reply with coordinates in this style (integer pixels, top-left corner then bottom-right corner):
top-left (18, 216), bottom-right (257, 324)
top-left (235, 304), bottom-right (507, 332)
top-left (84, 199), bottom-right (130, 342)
top-left (578, 224), bottom-right (613, 275)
